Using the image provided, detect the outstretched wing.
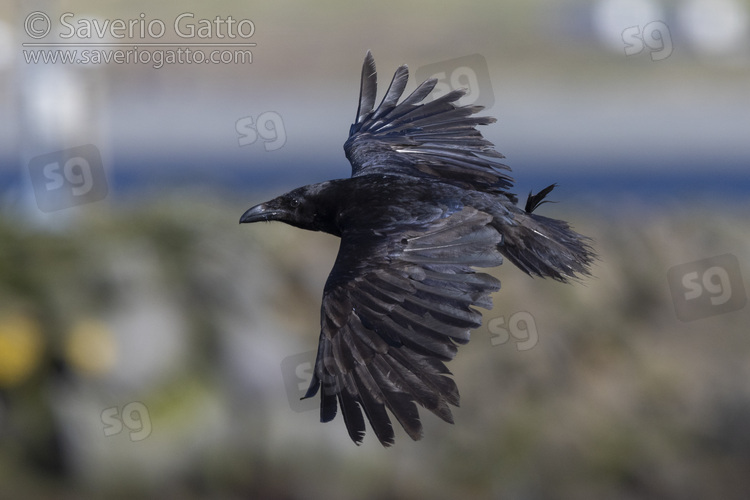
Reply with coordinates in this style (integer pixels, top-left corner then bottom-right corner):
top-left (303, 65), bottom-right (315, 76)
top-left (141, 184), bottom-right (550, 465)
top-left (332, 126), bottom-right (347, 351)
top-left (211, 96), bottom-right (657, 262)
top-left (302, 205), bottom-right (503, 446)
top-left (344, 51), bottom-right (513, 194)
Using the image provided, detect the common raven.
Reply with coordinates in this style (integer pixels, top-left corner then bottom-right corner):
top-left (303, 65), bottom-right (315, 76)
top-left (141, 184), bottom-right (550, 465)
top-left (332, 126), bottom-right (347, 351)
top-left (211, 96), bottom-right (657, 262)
top-left (240, 52), bottom-right (594, 446)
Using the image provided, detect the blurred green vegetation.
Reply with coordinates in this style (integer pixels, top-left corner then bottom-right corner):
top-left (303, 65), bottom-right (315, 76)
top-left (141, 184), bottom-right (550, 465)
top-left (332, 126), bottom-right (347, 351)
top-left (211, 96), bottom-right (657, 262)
top-left (0, 195), bottom-right (749, 500)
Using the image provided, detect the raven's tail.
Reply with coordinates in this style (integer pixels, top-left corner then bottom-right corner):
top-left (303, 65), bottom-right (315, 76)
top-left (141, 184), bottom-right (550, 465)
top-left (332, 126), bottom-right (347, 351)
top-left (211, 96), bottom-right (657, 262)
top-left (497, 185), bottom-right (596, 282)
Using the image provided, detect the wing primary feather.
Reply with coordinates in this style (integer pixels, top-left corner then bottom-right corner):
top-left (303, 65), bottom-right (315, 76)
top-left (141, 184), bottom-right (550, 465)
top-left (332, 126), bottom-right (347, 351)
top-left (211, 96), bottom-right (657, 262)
top-left (355, 50), bottom-right (378, 124)
top-left (371, 64), bottom-right (409, 121)
top-left (385, 347), bottom-right (460, 408)
top-left (373, 354), bottom-right (455, 425)
top-left (398, 78), bottom-right (438, 107)
top-left (338, 391), bottom-right (366, 444)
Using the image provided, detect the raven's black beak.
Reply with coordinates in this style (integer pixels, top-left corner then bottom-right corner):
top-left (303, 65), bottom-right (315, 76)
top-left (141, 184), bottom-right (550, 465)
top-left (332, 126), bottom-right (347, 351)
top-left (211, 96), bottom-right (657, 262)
top-left (239, 203), bottom-right (271, 224)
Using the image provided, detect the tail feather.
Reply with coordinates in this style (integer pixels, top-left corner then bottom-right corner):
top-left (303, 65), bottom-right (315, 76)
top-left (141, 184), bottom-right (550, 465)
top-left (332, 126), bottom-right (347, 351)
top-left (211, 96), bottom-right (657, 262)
top-left (498, 185), bottom-right (595, 281)
top-left (524, 183), bottom-right (557, 213)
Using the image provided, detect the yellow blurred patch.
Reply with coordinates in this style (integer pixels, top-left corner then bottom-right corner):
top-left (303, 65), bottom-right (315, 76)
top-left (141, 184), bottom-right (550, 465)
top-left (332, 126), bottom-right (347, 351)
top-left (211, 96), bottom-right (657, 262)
top-left (0, 314), bottom-right (44, 387)
top-left (66, 319), bottom-right (117, 376)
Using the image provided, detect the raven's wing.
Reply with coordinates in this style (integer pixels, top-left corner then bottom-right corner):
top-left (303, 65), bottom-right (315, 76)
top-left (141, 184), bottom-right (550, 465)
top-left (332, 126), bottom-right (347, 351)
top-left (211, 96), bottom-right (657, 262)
top-left (302, 205), bottom-right (503, 446)
top-left (344, 51), bottom-right (513, 194)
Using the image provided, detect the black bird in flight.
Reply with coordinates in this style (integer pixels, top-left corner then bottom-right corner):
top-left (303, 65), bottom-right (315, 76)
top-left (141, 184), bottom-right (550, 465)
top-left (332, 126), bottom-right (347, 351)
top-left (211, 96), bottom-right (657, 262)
top-left (240, 51), bottom-right (594, 446)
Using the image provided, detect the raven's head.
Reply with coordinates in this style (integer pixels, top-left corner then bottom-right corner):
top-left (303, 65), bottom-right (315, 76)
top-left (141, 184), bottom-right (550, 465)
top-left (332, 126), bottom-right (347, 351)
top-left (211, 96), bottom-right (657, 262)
top-left (239, 181), bottom-right (340, 234)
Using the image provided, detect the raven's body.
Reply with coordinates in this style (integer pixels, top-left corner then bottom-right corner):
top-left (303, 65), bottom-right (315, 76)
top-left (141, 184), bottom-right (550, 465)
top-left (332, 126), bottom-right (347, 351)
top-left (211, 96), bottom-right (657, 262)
top-left (245, 175), bottom-right (501, 233)
top-left (241, 52), bottom-right (595, 446)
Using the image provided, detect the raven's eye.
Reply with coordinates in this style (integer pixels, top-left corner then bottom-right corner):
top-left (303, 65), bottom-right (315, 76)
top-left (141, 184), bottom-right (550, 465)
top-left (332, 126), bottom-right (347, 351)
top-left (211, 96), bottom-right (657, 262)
top-left (290, 198), bottom-right (300, 208)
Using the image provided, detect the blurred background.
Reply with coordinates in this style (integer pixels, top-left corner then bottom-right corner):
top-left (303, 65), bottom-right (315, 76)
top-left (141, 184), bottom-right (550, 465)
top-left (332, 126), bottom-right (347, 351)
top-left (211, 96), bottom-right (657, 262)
top-left (1, 0), bottom-right (749, 498)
